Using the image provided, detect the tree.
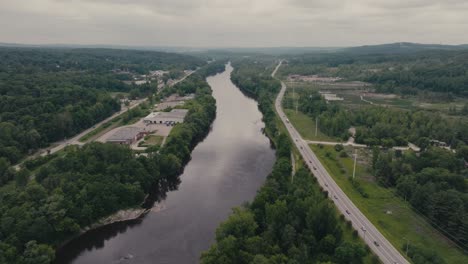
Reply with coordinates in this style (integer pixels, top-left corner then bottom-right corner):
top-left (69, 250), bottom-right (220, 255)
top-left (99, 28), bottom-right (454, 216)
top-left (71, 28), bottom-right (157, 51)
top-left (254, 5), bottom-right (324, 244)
top-left (20, 241), bottom-right (55, 264)
top-left (334, 242), bottom-right (366, 264)
top-left (15, 169), bottom-right (30, 187)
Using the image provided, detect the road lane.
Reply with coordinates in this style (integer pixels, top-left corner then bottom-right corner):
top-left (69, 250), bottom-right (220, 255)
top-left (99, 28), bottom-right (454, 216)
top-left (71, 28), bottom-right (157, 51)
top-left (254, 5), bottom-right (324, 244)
top-left (272, 61), bottom-right (409, 264)
top-left (14, 70), bottom-right (197, 169)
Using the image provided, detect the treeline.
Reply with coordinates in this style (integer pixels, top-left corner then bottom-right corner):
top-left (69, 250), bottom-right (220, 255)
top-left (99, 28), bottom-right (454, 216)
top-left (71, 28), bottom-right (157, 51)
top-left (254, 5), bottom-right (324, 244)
top-left (291, 89), bottom-right (468, 148)
top-left (0, 69), bottom-right (217, 263)
top-left (159, 61), bottom-right (227, 99)
top-left (0, 47), bottom-right (203, 74)
top-left (202, 60), bottom-right (370, 264)
top-left (282, 49), bottom-right (468, 96)
top-left (288, 81), bottom-right (468, 259)
top-left (0, 47), bottom-right (205, 165)
top-left (373, 147), bottom-right (468, 251)
top-left (230, 60), bottom-right (281, 135)
top-left (197, 60), bottom-right (228, 78)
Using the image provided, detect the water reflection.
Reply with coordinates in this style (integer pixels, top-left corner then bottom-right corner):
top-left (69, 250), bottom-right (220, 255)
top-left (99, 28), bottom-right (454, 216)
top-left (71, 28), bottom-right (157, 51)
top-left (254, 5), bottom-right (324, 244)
top-left (55, 177), bottom-right (181, 263)
top-left (56, 63), bottom-right (276, 264)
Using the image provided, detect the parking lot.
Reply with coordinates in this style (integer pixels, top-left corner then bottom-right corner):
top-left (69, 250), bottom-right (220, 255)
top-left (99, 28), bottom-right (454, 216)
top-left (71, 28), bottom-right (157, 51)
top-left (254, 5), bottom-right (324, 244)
top-left (97, 119), bottom-right (174, 143)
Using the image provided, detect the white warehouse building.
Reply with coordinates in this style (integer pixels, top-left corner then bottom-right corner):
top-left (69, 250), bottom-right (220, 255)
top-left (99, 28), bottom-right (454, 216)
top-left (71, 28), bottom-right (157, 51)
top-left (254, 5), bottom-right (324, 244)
top-left (143, 109), bottom-right (189, 124)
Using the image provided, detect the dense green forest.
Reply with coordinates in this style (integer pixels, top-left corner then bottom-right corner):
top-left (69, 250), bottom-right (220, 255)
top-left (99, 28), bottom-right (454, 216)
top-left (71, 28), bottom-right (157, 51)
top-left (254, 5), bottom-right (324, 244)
top-left (0, 61), bottom-right (223, 263)
top-left (230, 60), bottom-right (281, 136)
top-left (0, 47), bottom-right (204, 165)
top-left (202, 60), bottom-right (370, 264)
top-left (286, 88), bottom-right (468, 148)
top-left (282, 49), bottom-right (468, 96)
top-left (373, 147), bottom-right (468, 251)
top-left (283, 72), bottom-right (468, 253)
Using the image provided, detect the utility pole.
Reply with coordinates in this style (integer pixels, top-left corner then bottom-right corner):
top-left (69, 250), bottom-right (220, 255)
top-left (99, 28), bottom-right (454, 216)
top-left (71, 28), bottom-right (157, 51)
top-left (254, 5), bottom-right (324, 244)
top-left (403, 237), bottom-right (410, 255)
top-left (296, 95), bottom-right (299, 115)
top-left (352, 149), bottom-right (357, 180)
top-left (294, 86), bottom-right (298, 114)
top-left (315, 117), bottom-right (318, 137)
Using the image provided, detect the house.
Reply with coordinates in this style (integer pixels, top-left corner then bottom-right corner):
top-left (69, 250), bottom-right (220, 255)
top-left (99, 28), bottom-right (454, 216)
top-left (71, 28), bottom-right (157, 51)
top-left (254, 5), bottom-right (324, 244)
top-left (429, 140), bottom-right (448, 147)
top-left (106, 127), bottom-right (145, 145)
top-left (143, 109), bottom-right (189, 124)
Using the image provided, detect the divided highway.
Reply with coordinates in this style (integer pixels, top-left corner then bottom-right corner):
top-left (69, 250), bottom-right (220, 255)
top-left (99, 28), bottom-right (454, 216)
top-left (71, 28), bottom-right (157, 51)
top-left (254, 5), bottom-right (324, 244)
top-left (272, 61), bottom-right (409, 264)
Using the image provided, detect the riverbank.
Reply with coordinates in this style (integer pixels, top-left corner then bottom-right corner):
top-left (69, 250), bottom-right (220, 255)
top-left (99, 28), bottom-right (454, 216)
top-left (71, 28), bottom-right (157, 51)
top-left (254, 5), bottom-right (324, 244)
top-left (201, 59), bottom-right (375, 264)
top-left (57, 62), bottom-right (276, 264)
top-left (57, 207), bottom-right (149, 250)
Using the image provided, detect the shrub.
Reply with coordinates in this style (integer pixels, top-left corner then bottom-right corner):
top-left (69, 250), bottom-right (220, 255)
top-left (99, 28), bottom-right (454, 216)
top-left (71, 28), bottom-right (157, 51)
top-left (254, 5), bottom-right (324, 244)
top-left (334, 144), bottom-right (344, 152)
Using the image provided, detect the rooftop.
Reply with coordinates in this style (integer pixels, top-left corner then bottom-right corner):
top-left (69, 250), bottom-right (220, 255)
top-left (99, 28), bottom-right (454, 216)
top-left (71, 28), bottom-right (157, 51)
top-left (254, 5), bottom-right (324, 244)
top-left (144, 109), bottom-right (189, 120)
top-left (107, 127), bottom-right (142, 141)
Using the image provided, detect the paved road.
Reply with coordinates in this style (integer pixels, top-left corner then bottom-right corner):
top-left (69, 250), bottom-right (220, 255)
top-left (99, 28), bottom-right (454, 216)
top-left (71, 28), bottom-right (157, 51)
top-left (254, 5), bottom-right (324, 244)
top-left (272, 61), bottom-right (409, 264)
top-left (14, 70), bottom-right (196, 169)
top-left (306, 140), bottom-right (368, 148)
top-left (47, 71), bottom-right (196, 153)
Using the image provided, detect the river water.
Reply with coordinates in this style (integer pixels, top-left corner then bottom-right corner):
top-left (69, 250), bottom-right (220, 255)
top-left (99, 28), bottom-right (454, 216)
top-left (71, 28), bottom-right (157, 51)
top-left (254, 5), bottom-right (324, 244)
top-left (56, 63), bottom-right (276, 264)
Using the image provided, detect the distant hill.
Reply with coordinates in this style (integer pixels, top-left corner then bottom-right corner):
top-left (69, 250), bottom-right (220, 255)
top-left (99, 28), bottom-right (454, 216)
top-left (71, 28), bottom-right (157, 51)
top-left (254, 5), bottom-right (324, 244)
top-left (343, 42), bottom-right (468, 54)
top-left (2, 41), bottom-right (468, 56)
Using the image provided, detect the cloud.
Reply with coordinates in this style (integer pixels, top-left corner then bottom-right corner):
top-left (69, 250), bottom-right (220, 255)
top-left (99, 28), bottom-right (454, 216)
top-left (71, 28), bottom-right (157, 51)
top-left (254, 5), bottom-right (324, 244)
top-left (0, 0), bottom-right (467, 47)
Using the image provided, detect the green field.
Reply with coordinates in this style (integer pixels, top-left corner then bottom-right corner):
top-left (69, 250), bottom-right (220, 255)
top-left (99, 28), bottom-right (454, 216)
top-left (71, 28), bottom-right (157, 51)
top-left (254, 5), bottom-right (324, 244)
top-left (139, 135), bottom-right (164, 147)
top-left (310, 144), bottom-right (468, 263)
top-left (284, 109), bottom-right (341, 142)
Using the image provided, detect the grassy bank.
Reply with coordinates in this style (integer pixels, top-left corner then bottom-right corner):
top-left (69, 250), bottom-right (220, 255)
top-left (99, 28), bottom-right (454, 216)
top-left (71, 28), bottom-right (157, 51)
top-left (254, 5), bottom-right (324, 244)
top-left (310, 144), bottom-right (468, 263)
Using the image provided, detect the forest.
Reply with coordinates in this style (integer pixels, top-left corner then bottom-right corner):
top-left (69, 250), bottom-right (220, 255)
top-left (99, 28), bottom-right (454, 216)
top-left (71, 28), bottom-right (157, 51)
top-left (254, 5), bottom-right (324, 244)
top-left (373, 147), bottom-right (468, 251)
top-left (0, 60), bottom-right (222, 263)
top-left (281, 49), bottom-right (468, 96)
top-left (0, 47), bottom-right (204, 165)
top-left (202, 60), bottom-right (370, 264)
top-left (288, 88), bottom-right (468, 149)
top-left (282, 69), bottom-right (468, 254)
top-left (230, 59), bottom-right (281, 136)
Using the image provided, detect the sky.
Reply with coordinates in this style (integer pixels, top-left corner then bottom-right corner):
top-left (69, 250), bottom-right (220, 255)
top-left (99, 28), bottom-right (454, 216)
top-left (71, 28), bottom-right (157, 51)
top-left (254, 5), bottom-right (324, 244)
top-left (1, 0), bottom-right (468, 48)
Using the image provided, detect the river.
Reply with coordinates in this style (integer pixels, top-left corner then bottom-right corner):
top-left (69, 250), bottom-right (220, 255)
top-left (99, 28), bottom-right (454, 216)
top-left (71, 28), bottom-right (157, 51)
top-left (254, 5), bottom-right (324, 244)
top-left (55, 63), bottom-right (276, 264)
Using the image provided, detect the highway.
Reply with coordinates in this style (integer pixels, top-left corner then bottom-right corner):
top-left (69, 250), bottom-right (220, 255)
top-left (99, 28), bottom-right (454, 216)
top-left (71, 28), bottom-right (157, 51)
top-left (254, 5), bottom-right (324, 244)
top-left (272, 61), bottom-right (409, 264)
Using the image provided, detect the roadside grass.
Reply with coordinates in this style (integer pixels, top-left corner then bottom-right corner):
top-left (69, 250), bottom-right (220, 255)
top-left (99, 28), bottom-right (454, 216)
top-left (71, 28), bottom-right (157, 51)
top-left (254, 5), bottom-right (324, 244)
top-left (284, 109), bottom-right (341, 142)
top-left (79, 105), bottom-right (150, 143)
top-left (79, 116), bottom-right (122, 143)
top-left (272, 87), bottom-right (377, 263)
top-left (310, 144), bottom-right (468, 263)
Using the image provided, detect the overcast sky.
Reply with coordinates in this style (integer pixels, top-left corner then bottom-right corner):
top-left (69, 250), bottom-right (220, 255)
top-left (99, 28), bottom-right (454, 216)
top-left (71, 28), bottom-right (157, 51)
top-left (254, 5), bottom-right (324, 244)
top-left (1, 0), bottom-right (468, 47)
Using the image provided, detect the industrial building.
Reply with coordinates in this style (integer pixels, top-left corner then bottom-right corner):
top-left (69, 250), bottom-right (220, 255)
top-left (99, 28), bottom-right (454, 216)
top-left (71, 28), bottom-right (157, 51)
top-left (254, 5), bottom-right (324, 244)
top-left (106, 127), bottom-right (145, 145)
top-left (143, 109), bottom-right (189, 124)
